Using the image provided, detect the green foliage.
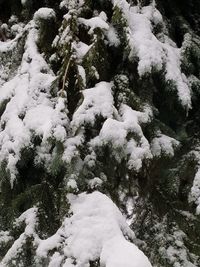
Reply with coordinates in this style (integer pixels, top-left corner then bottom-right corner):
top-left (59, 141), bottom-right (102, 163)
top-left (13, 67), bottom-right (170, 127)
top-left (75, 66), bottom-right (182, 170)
top-left (181, 33), bottom-right (200, 77)
top-left (82, 31), bottom-right (110, 86)
top-left (112, 5), bottom-right (128, 46)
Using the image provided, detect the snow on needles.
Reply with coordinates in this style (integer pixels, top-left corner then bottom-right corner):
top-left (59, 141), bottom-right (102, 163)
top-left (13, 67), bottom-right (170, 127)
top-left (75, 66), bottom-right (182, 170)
top-left (71, 82), bottom-right (115, 130)
top-left (78, 12), bottom-right (109, 34)
top-left (151, 133), bottom-right (180, 157)
top-left (112, 1), bottom-right (191, 109)
top-left (36, 191), bottom-right (152, 267)
top-left (1, 208), bottom-right (39, 266)
top-left (189, 148), bottom-right (200, 215)
top-left (63, 80), bottom-right (152, 171)
top-left (1, 193), bottom-right (152, 266)
top-left (0, 20), bottom-right (68, 185)
top-left (90, 104), bottom-right (152, 170)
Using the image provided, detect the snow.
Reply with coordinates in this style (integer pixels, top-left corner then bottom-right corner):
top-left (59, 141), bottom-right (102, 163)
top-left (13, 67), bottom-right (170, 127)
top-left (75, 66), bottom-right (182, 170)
top-left (62, 134), bottom-right (84, 163)
top-left (101, 236), bottom-right (152, 267)
top-left (1, 208), bottom-right (39, 266)
top-left (36, 191), bottom-right (152, 267)
top-left (0, 231), bottom-right (12, 244)
top-left (60, 0), bottom-right (85, 10)
top-left (77, 65), bottom-right (86, 86)
top-left (0, 1), bottom-right (197, 265)
top-left (190, 168), bottom-right (200, 215)
top-left (188, 148), bottom-right (200, 214)
top-left (73, 42), bottom-right (92, 61)
top-left (23, 99), bottom-right (67, 142)
top-left (106, 26), bottom-right (120, 47)
top-left (88, 177), bottom-right (103, 189)
top-left (71, 82), bottom-right (114, 130)
top-left (37, 232), bottom-right (64, 258)
top-left (112, 1), bottom-right (191, 109)
top-left (34, 8), bottom-right (56, 22)
top-left (91, 104), bottom-right (152, 170)
top-left (151, 133), bottom-right (180, 157)
top-left (78, 12), bottom-right (109, 34)
top-left (67, 179), bottom-right (78, 191)
top-left (0, 20), bottom-right (68, 185)
top-left (128, 6), bottom-right (164, 75)
top-left (21, 0), bottom-right (28, 6)
top-left (49, 253), bottom-right (64, 267)
top-left (2, 193), bottom-right (148, 267)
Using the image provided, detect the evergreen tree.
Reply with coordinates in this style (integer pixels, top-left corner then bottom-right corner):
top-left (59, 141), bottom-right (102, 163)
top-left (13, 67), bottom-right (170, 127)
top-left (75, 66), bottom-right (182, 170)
top-left (0, 0), bottom-right (200, 266)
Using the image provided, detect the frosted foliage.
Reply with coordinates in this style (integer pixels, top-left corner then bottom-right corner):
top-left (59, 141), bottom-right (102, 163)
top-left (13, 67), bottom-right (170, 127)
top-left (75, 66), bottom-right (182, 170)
top-left (91, 104), bottom-right (152, 170)
top-left (63, 79), bottom-right (152, 170)
top-left (36, 192), bottom-right (152, 267)
top-left (189, 148), bottom-right (200, 214)
top-left (0, 21), bottom-right (68, 185)
top-left (151, 134), bottom-right (180, 157)
top-left (78, 12), bottom-right (109, 34)
top-left (60, 0), bottom-right (85, 10)
top-left (187, 148), bottom-right (200, 214)
top-left (0, 231), bottom-right (12, 244)
top-left (1, 208), bottom-right (39, 266)
top-left (190, 169), bottom-right (200, 214)
top-left (0, 0), bottom-right (198, 265)
top-left (34, 8), bottom-right (56, 21)
top-left (112, 1), bottom-right (191, 109)
top-left (71, 82), bottom-right (114, 130)
top-left (21, 0), bottom-right (28, 5)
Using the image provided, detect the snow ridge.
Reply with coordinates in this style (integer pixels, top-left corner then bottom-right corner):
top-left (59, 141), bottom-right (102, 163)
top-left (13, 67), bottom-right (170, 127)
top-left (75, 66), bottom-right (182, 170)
top-left (36, 191), bottom-right (152, 267)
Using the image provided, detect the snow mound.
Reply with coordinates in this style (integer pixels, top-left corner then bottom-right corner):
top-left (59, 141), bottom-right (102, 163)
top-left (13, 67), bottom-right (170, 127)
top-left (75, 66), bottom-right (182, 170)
top-left (101, 236), bottom-right (151, 267)
top-left (72, 82), bottom-right (114, 130)
top-left (34, 8), bottom-right (56, 21)
top-left (91, 104), bottom-right (152, 170)
top-left (78, 12), bottom-right (109, 34)
top-left (151, 133), bottom-right (180, 157)
top-left (37, 191), bottom-right (152, 267)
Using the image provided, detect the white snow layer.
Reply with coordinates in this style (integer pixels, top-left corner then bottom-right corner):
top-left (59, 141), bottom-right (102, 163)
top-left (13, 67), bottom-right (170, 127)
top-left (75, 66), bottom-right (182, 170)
top-left (78, 12), bottom-right (109, 34)
top-left (189, 148), bottom-right (200, 215)
top-left (91, 104), bottom-right (152, 170)
top-left (34, 8), bottom-right (56, 21)
top-left (36, 191), bottom-right (152, 267)
top-left (190, 169), bottom-right (200, 215)
top-left (1, 208), bottom-right (39, 266)
top-left (151, 133), bottom-right (180, 157)
top-left (62, 80), bottom-right (153, 171)
top-left (0, 1), bottom-right (190, 185)
top-left (71, 82), bottom-right (114, 130)
top-left (0, 21), bottom-right (68, 185)
top-left (112, 1), bottom-right (191, 109)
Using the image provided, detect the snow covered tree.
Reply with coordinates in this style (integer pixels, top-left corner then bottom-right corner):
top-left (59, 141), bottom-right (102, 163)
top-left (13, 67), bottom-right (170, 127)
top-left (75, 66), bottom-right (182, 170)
top-left (0, 0), bottom-right (200, 266)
